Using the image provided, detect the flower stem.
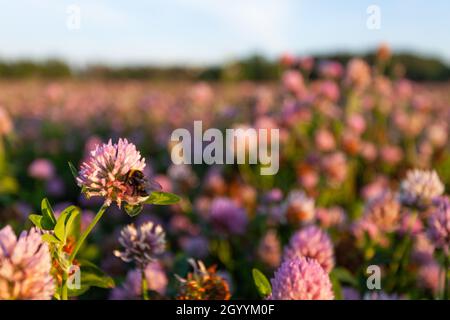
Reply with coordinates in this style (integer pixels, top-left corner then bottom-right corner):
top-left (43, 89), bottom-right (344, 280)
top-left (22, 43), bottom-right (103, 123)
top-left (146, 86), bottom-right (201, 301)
top-left (69, 203), bottom-right (108, 263)
top-left (61, 271), bottom-right (68, 300)
top-left (141, 268), bottom-right (149, 300)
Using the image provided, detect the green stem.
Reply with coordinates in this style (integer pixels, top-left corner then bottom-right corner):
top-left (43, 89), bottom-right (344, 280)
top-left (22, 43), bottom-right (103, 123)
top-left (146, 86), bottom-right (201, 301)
top-left (69, 203), bottom-right (108, 263)
top-left (141, 268), bottom-right (149, 300)
top-left (61, 272), bottom-right (68, 300)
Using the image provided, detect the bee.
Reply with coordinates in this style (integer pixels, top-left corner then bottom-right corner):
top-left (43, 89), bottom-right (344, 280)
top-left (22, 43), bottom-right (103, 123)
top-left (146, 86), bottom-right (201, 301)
top-left (125, 169), bottom-right (162, 197)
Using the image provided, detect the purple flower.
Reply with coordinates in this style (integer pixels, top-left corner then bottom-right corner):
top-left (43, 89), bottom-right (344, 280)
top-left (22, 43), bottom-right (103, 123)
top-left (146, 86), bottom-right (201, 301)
top-left (114, 221), bottom-right (166, 268)
top-left (269, 257), bottom-right (334, 300)
top-left (77, 138), bottom-right (147, 207)
top-left (283, 225), bottom-right (334, 273)
top-left (28, 159), bottom-right (55, 180)
top-left (427, 196), bottom-right (450, 251)
top-left (0, 226), bottom-right (55, 300)
top-left (209, 197), bottom-right (248, 235)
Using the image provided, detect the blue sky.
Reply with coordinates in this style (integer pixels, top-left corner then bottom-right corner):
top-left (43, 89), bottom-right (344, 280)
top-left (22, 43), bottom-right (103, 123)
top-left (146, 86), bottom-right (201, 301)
top-left (0, 0), bottom-right (449, 66)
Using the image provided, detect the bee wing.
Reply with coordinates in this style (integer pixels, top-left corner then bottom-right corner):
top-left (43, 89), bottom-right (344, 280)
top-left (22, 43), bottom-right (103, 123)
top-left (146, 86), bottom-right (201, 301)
top-left (145, 178), bottom-right (163, 192)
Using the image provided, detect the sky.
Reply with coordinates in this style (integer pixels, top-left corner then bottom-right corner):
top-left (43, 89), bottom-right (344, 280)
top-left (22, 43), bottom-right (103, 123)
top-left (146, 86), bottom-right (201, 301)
top-left (0, 0), bottom-right (449, 66)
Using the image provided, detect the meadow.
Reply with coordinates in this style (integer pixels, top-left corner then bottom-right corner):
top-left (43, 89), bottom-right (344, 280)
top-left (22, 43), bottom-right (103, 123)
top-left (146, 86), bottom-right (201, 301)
top-left (0, 48), bottom-right (449, 300)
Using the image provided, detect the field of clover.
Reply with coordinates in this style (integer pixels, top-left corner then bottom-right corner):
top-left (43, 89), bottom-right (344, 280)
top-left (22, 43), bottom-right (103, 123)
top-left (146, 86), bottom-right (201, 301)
top-left (0, 45), bottom-right (449, 300)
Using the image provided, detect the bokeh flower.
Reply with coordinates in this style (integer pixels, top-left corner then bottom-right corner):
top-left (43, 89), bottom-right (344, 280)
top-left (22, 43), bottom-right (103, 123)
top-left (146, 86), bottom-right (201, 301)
top-left (257, 230), bottom-right (282, 268)
top-left (114, 221), bottom-right (166, 268)
top-left (283, 190), bottom-right (315, 225)
top-left (77, 138), bottom-right (147, 207)
top-left (418, 261), bottom-right (444, 296)
top-left (0, 226), bottom-right (55, 300)
top-left (399, 169), bottom-right (444, 209)
top-left (269, 257), bottom-right (334, 300)
top-left (28, 158), bottom-right (55, 180)
top-left (209, 197), bottom-right (248, 235)
top-left (283, 225), bottom-right (334, 273)
top-left (427, 196), bottom-right (450, 251)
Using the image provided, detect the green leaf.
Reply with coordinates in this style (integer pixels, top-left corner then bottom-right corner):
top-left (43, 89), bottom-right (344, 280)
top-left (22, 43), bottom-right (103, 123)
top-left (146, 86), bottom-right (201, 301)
top-left (54, 206), bottom-right (79, 242)
top-left (331, 267), bottom-right (359, 287)
top-left (329, 271), bottom-right (343, 300)
top-left (64, 207), bottom-right (80, 237)
top-left (69, 259), bottom-right (115, 295)
top-left (41, 233), bottom-right (61, 244)
top-left (145, 191), bottom-right (181, 205)
top-left (29, 214), bottom-right (43, 229)
top-left (41, 198), bottom-right (56, 227)
top-left (68, 161), bottom-right (79, 181)
top-left (252, 268), bottom-right (272, 298)
top-left (124, 203), bottom-right (143, 217)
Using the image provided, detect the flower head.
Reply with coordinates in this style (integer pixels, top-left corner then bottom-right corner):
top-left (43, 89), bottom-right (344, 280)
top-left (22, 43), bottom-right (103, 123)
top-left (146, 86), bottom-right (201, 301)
top-left (257, 230), bottom-right (282, 268)
top-left (427, 196), bottom-right (450, 250)
top-left (0, 226), bottom-right (55, 300)
top-left (269, 257), bottom-right (334, 300)
top-left (209, 197), bottom-right (248, 235)
top-left (176, 259), bottom-right (231, 300)
top-left (114, 221), bottom-right (166, 269)
top-left (283, 225), bottom-right (334, 273)
top-left (399, 169), bottom-right (444, 209)
top-left (77, 138), bottom-right (148, 207)
top-left (283, 190), bottom-right (315, 225)
top-left (363, 192), bottom-right (401, 232)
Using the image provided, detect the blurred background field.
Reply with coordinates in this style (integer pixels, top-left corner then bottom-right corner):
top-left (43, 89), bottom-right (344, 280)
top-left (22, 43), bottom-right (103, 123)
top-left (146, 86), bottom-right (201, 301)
top-left (0, 1), bottom-right (449, 300)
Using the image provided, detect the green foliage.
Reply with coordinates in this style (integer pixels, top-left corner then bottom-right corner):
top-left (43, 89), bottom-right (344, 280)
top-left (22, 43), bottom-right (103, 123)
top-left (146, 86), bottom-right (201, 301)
top-left (252, 268), bottom-right (272, 298)
top-left (145, 191), bottom-right (181, 205)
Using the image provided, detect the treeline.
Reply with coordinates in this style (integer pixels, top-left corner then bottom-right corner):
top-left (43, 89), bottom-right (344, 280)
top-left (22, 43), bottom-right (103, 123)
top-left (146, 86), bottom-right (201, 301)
top-left (0, 52), bottom-right (449, 82)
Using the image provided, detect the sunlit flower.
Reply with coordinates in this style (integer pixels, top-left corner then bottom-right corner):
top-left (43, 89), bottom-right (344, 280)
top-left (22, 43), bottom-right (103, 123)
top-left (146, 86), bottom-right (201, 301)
top-left (345, 58), bottom-right (371, 90)
top-left (283, 190), bottom-right (315, 225)
top-left (0, 226), bottom-right (54, 300)
top-left (399, 169), bottom-right (444, 209)
top-left (316, 206), bottom-right (346, 229)
top-left (176, 259), bottom-right (231, 300)
top-left (269, 257), bottom-right (334, 300)
top-left (282, 70), bottom-right (305, 94)
top-left (284, 225), bottom-right (334, 273)
top-left (77, 138), bottom-right (148, 207)
top-left (321, 152), bottom-right (348, 186)
top-left (363, 192), bottom-right (401, 232)
top-left (114, 221), bottom-right (166, 269)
